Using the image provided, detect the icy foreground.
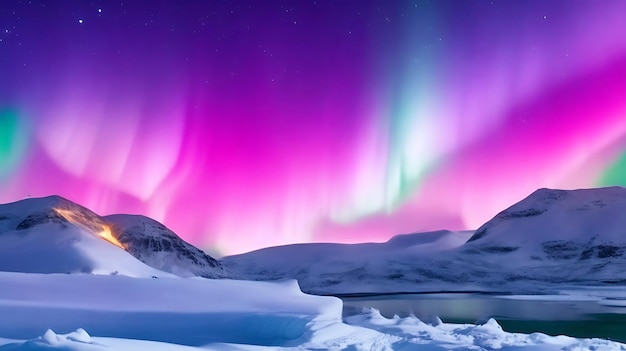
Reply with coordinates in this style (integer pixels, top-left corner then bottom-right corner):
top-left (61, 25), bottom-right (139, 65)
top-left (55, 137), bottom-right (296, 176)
top-left (224, 187), bottom-right (626, 295)
top-left (1, 272), bottom-right (625, 351)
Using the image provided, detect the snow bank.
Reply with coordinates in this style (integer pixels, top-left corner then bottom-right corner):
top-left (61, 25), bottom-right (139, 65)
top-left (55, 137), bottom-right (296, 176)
top-left (0, 272), bottom-right (341, 346)
top-left (0, 329), bottom-right (102, 351)
top-left (0, 328), bottom-right (202, 350)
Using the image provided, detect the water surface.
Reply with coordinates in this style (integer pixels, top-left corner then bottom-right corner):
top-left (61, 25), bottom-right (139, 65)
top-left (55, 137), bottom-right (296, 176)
top-left (341, 293), bottom-right (626, 342)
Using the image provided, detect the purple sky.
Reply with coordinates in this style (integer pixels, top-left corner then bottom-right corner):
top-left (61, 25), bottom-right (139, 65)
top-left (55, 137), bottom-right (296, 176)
top-left (1, 1), bottom-right (625, 255)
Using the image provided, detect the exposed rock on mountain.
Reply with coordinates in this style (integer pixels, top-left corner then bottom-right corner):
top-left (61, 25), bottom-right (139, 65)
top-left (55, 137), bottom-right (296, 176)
top-left (106, 214), bottom-right (225, 278)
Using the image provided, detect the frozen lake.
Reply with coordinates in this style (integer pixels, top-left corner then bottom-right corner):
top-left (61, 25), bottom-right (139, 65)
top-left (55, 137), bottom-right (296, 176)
top-left (342, 292), bottom-right (626, 342)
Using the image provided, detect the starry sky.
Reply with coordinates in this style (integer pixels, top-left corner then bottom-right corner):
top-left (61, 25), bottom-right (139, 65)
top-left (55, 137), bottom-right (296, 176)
top-left (1, 0), bottom-right (625, 256)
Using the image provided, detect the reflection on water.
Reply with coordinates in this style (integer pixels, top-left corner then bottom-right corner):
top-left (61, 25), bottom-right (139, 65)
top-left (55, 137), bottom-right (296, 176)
top-left (341, 293), bottom-right (626, 342)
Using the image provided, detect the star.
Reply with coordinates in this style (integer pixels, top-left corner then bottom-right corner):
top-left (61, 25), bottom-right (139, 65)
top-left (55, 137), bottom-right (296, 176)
top-left (78, 19), bottom-right (84, 24)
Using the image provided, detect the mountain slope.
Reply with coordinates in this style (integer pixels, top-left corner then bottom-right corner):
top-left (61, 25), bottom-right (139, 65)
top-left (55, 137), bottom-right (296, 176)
top-left (105, 214), bottom-right (225, 278)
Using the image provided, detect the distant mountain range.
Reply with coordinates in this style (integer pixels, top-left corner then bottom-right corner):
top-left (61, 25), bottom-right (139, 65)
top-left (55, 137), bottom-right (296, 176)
top-left (223, 187), bottom-right (626, 294)
top-left (1, 187), bottom-right (625, 295)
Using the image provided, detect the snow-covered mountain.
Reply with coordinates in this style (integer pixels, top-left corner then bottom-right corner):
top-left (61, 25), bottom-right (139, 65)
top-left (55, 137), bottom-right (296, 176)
top-left (462, 187), bottom-right (626, 284)
top-left (466, 187), bottom-right (626, 251)
top-left (223, 230), bottom-right (476, 294)
top-left (0, 196), bottom-right (224, 278)
top-left (224, 187), bottom-right (626, 294)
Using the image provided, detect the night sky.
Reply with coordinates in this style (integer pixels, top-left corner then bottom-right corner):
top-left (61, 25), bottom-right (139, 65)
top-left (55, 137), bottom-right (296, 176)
top-left (1, 0), bottom-right (625, 256)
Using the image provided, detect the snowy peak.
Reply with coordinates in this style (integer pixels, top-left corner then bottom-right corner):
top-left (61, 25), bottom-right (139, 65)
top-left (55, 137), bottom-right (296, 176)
top-left (460, 186), bottom-right (626, 283)
top-left (466, 186), bottom-right (626, 244)
top-left (0, 195), bottom-right (124, 248)
top-left (504, 187), bottom-right (626, 215)
top-left (0, 196), bottom-right (78, 230)
top-left (1, 195), bottom-right (128, 250)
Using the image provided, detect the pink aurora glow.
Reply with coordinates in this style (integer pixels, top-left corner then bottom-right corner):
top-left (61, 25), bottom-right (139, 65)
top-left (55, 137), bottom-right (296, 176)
top-left (0, 1), bottom-right (625, 255)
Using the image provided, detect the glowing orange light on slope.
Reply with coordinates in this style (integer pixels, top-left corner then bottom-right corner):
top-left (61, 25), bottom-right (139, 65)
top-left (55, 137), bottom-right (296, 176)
top-left (53, 208), bottom-right (125, 250)
top-left (95, 224), bottom-right (125, 250)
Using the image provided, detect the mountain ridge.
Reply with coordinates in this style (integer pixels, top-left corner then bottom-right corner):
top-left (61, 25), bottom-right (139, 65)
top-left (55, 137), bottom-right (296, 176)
top-left (3, 187), bottom-right (625, 293)
top-left (223, 186), bottom-right (626, 294)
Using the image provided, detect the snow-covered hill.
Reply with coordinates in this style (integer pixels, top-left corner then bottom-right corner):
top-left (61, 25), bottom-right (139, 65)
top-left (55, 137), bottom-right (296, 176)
top-left (223, 230), bottom-right (476, 294)
top-left (0, 196), bottom-right (224, 278)
top-left (224, 187), bottom-right (626, 294)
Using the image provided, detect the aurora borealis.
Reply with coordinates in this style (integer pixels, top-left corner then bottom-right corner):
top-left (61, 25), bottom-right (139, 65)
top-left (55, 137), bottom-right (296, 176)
top-left (1, 1), bottom-right (625, 256)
